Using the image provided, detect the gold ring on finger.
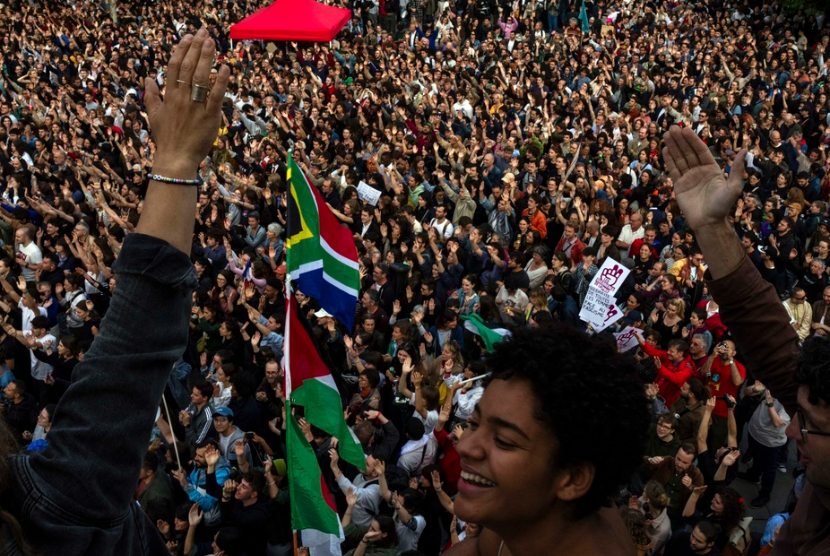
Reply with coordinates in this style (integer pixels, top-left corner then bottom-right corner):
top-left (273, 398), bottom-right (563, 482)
top-left (191, 84), bottom-right (209, 103)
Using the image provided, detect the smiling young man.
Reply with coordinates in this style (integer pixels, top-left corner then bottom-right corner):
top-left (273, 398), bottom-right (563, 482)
top-left (446, 325), bottom-right (650, 556)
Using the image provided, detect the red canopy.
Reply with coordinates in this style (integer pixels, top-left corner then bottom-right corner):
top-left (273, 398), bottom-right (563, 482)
top-left (230, 0), bottom-right (351, 42)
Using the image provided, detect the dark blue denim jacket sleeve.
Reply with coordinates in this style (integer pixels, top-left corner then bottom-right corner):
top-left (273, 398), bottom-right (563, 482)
top-left (9, 233), bottom-right (195, 554)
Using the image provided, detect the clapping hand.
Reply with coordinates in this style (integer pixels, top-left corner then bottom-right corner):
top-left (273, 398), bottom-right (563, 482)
top-left (222, 479), bottom-right (238, 499)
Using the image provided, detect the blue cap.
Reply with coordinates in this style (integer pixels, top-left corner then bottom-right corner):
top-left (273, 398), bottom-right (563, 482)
top-left (213, 406), bottom-right (234, 418)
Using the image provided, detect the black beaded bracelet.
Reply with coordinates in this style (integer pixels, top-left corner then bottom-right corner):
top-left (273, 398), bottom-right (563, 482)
top-left (147, 173), bottom-right (204, 186)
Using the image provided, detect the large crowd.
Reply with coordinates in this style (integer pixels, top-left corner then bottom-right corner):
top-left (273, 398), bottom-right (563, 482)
top-left (0, 0), bottom-right (828, 554)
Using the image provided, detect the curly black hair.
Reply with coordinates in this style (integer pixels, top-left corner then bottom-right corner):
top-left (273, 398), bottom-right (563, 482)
top-left (796, 337), bottom-right (830, 407)
top-left (714, 487), bottom-right (745, 535)
top-left (483, 323), bottom-right (651, 519)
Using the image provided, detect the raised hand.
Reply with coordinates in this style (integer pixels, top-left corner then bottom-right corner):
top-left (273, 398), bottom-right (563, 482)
top-left (204, 444), bottom-right (220, 467)
top-left (431, 470), bottom-right (443, 491)
top-left (144, 29), bottom-right (230, 177)
top-left (234, 439), bottom-right (246, 460)
top-left (722, 449), bottom-right (741, 467)
top-left (704, 396), bottom-right (717, 412)
top-left (662, 126), bottom-right (746, 230)
top-left (187, 504), bottom-right (203, 527)
top-left (346, 486), bottom-right (358, 507)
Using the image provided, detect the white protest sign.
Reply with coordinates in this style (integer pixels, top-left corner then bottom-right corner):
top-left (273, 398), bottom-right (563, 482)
top-left (614, 326), bottom-right (642, 352)
top-left (357, 181), bottom-right (381, 206)
top-left (579, 258), bottom-right (630, 332)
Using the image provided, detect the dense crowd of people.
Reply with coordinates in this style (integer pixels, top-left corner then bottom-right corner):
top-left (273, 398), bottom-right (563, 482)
top-left (0, 0), bottom-right (828, 554)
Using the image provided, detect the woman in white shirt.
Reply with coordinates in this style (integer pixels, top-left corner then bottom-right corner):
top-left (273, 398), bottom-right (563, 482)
top-left (451, 361), bottom-right (486, 424)
top-left (211, 364), bottom-right (235, 408)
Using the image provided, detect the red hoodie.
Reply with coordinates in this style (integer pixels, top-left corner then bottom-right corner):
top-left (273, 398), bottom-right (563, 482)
top-left (641, 341), bottom-right (696, 407)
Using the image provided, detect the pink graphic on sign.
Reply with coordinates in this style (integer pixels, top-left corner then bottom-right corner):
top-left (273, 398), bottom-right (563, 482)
top-left (595, 264), bottom-right (624, 293)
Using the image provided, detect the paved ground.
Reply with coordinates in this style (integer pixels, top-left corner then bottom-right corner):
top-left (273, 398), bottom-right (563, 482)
top-left (729, 436), bottom-right (797, 536)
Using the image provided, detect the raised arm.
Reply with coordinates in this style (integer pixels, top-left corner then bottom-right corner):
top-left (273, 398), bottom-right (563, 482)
top-left (25, 30), bottom-right (231, 529)
top-left (663, 126), bottom-right (799, 414)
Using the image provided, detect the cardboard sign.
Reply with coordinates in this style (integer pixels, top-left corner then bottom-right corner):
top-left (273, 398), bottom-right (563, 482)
top-left (614, 326), bottom-right (642, 352)
top-left (579, 258), bottom-right (630, 332)
top-left (357, 181), bottom-right (381, 206)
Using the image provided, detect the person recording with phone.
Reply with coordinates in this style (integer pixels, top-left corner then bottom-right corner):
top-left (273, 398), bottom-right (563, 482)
top-left (698, 339), bottom-right (745, 453)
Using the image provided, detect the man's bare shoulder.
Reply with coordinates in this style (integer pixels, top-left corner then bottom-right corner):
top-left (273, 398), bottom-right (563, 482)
top-left (443, 528), bottom-right (508, 556)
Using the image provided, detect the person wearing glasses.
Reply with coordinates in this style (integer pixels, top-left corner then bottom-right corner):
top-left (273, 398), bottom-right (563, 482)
top-left (664, 126), bottom-right (830, 556)
top-left (782, 286), bottom-right (812, 343)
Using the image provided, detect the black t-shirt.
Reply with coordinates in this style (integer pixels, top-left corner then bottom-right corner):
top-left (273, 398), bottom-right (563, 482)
top-left (1, 333), bottom-right (16, 366)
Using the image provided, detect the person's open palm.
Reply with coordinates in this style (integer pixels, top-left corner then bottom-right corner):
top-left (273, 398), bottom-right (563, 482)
top-left (662, 126), bottom-right (746, 230)
top-left (143, 29), bottom-right (230, 175)
top-left (204, 444), bottom-right (219, 467)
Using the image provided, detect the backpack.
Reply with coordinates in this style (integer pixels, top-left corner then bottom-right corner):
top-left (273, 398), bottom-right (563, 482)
top-left (384, 463), bottom-right (412, 490)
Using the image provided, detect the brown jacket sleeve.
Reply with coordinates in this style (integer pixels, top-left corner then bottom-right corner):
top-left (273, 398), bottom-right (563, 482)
top-left (705, 256), bottom-right (800, 414)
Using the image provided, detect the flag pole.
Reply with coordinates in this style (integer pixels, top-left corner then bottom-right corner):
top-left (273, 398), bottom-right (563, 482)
top-left (456, 372), bottom-right (491, 387)
top-left (161, 393), bottom-right (183, 471)
top-left (293, 531), bottom-right (299, 556)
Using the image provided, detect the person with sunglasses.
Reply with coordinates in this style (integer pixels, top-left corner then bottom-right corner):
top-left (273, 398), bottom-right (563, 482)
top-left (665, 126), bottom-right (830, 556)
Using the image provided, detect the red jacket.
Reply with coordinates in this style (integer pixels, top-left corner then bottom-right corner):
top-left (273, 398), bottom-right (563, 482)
top-left (696, 300), bottom-right (728, 340)
top-left (434, 428), bottom-right (460, 494)
top-left (555, 236), bottom-right (585, 265)
top-left (641, 342), bottom-right (696, 407)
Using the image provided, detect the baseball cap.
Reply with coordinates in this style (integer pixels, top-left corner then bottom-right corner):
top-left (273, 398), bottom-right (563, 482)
top-left (214, 407), bottom-right (234, 418)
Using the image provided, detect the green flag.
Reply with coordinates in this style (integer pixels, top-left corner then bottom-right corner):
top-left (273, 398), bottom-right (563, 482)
top-left (461, 313), bottom-right (511, 352)
top-left (286, 405), bottom-right (341, 536)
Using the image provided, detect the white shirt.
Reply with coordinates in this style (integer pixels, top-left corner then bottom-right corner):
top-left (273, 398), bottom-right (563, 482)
top-left (16, 241), bottom-right (42, 281)
top-left (454, 384), bottom-right (484, 420)
top-left (26, 332), bottom-right (56, 380)
top-left (617, 224), bottom-right (645, 248)
top-left (19, 301), bottom-right (47, 333)
top-left (430, 218), bottom-right (454, 239)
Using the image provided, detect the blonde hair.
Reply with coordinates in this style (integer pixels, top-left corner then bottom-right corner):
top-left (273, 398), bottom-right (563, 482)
top-left (668, 298), bottom-right (686, 318)
top-left (529, 287), bottom-right (549, 310)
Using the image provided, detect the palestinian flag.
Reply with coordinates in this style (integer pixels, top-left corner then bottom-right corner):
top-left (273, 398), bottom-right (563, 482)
top-left (461, 313), bottom-right (511, 352)
top-left (286, 155), bottom-right (360, 331)
top-left (284, 292), bottom-right (365, 550)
